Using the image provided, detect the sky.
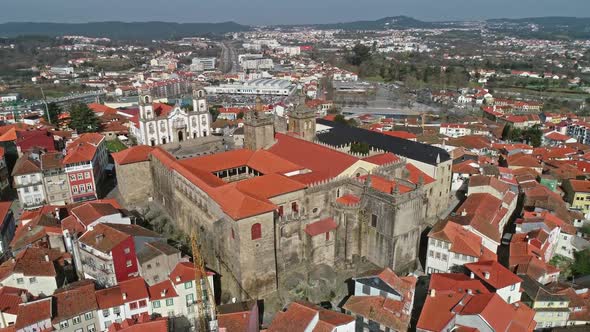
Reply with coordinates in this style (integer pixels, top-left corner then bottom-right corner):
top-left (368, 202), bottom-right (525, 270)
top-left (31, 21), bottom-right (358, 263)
top-left (1, 0), bottom-right (589, 25)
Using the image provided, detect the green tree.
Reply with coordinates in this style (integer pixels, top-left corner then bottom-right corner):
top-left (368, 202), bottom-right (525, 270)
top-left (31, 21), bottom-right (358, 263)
top-left (333, 114), bottom-right (348, 125)
top-left (501, 124), bottom-right (512, 140)
top-left (572, 249), bottom-right (590, 276)
top-left (42, 102), bottom-right (62, 125)
top-left (350, 142), bottom-right (369, 155)
top-left (69, 103), bottom-right (100, 133)
top-left (347, 44), bottom-right (371, 66)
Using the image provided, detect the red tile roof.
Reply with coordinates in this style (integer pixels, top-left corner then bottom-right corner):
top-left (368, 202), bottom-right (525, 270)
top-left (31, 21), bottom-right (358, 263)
top-left (169, 262), bottom-right (212, 286)
top-left (78, 223), bottom-right (130, 253)
top-left (0, 247), bottom-right (68, 281)
top-left (14, 298), bottom-right (52, 330)
top-left (304, 218), bottom-right (337, 237)
top-left (96, 286), bottom-right (125, 309)
top-left (381, 130), bottom-right (417, 140)
top-left (52, 280), bottom-right (98, 323)
top-left (335, 194), bottom-right (361, 206)
top-left (118, 277), bottom-right (149, 302)
top-left (465, 260), bottom-right (522, 289)
top-left (112, 145), bottom-right (154, 165)
top-left (569, 179), bottom-right (590, 193)
top-left (362, 153), bottom-right (400, 165)
top-left (429, 220), bottom-right (495, 259)
top-left (507, 153), bottom-right (541, 169)
top-left (70, 201), bottom-right (121, 227)
top-left (450, 193), bottom-right (507, 242)
top-left (0, 286), bottom-right (27, 315)
top-left (148, 280), bottom-right (178, 301)
top-left (343, 296), bottom-right (410, 331)
top-left (108, 314), bottom-right (168, 332)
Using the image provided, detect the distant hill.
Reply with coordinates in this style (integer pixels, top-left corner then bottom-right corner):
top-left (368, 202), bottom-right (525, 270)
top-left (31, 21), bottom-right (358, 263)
top-left (0, 21), bottom-right (251, 40)
top-left (311, 16), bottom-right (442, 30)
top-left (486, 16), bottom-right (590, 39)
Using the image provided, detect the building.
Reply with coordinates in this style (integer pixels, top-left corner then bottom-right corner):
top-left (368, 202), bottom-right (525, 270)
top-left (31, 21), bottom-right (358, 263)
top-left (0, 286), bottom-right (28, 328)
top-left (111, 146), bottom-right (154, 207)
top-left (0, 147), bottom-right (10, 197)
top-left (563, 179), bottom-right (590, 217)
top-left (0, 201), bottom-right (15, 255)
top-left (342, 268), bottom-right (415, 331)
top-left (268, 301), bottom-right (355, 332)
top-left (0, 247), bottom-right (72, 297)
top-left (13, 297), bottom-right (53, 332)
top-left (63, 133), bottom-right (108, 203)
top-left (567, 122), bottom-right (590, 146)
top-left (41, 152), bottom-right (71, 205)
top-left (0, 93), bottom-right (20, 104)
top-left (439, 123), bottom-right (472, 138)
top-left (205, 79), bottom-right (296, 96)
top-left (417, 273), bottom-right (536, 332)
top-left (12, 153), bottom-right (46, 209)
top-left (465, 260), bottom-right (523, 304)
top-left (190, 57), bottom-right (216, 71)
top-left (77, 223), bottom-right (142, 287)
top-left (136, 241), bottom-right (181, 286)
top-left (521, 275), bottom-right (570, 329)
top-left (132, 89), bottom-right (212, 146)
top-left (95, 286), bottom-right (127, 331)
top-left (51, 280), bottom-right (100, 332)
top-left (217, 301), bottom-right (259, 332)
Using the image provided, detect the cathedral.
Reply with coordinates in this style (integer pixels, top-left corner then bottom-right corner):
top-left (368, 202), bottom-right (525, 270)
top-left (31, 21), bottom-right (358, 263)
top-left (131, 88), bottom-right (212, 146)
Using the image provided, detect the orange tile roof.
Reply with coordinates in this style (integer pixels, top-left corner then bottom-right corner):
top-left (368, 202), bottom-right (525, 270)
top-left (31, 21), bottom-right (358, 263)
top-left (465, 260), bottom-right (522, 289)
top-left (78, 223), bottom-right (130, 254)
top-left (169, 262), bottom-right (212, 286)
top-left (0, 286), bottom-right (27, 315)
top-left (96, 286), bottom-right (125, 309)
top-left (336, 194), bottom-right (360, 206)
top-left (14, 298), bottom-right (52, 330)
top-left (52, 280), bottom-right (98, 323)
top-left (304, 218), bottom-right (337, 237)
top-left (235, 173), bottom-right (306, 199)
top-left (118, 277), bottom-right (149, 302)
top-left (429, 220), bottom-right (489, 258)
top-left (507, 153), bottom-right (541, 168)
top-left (70, 201), bottom-right (120, 227)
top-left (112, 145), bottom-right (154, 165)
top-left (569, 179), bottom-right (590, 193)
top-left (343, 296), bottom-right (410, 331)
top-left (449, 193), bottom-right (507, 242)
top-left (381, 130), bottom-right (417, 140)
top-left (362, 152), bottom-right (401, 165)
top-left (148, 280), bottom-right (178, 301)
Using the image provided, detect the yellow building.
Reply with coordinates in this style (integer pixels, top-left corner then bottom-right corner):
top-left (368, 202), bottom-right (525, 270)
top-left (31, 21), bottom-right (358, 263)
top-left (564, 179), bottom-right (590, 215)
top-left (522, 276), bottom-right (570, 329)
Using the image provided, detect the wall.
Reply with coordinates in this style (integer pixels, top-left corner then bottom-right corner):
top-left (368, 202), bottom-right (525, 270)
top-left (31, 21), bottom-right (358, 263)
top-left (1, 273), bottom-right (57, 297)
top-left (112, 237), bottom-right (139, 283)
top-left (115, 161), bottom-right (153, 207)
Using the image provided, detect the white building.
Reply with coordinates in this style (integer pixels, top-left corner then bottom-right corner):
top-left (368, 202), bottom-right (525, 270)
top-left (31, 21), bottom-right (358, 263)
top-left (439, 123), bottom-right (472, 138)
top-left (205, 79), bottom-right (296, 96)
top-left (0, 93), bottom-right (20, 103)
top-left (465, 260), bottom-right (523, 304)
top-left (132, 89), bottom-right (212, 146)
top-left (190, 58), bottom-right (216, 72)
top-left (12, 155), bottom-right (46, 210)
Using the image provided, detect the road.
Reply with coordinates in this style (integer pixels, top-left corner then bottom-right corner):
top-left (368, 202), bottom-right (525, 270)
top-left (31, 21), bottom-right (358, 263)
top-left (220, 41), bottom-right (239, 74)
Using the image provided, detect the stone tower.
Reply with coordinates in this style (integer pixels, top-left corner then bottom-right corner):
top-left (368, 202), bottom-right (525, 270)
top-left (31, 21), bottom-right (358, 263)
top-left (289, 97), bottom-right (316, 141)
top-left (244, 96), bottom-right (275, 150)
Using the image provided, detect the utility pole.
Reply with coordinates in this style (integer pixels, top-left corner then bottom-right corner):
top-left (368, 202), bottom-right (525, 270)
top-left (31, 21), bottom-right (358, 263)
top-left (40, 87), bottom-right (51, 125)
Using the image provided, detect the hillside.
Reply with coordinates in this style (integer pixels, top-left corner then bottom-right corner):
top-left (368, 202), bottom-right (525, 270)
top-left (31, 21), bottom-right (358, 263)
top-left (312, 16), bottom-right (442, 30)
top-left (486, 16), bottom-right (590, 39)
top-left (0, 21), bottom-right (251, 40)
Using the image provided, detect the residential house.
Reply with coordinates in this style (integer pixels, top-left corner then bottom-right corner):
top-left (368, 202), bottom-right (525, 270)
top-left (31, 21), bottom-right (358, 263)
top-left (510, 233), bottom-right (561, 285)
top-left (417, 273), bottom-right (536, 332)
top-left (95, 286), bottom-right (126, 331)
top-left (12, 153), bottom-right (46, 209)
top-left (0, 286), bottom-right (29, 328)
top-left (425, 220), bottom-right (496, 274)
top-left (52, 280), bottom-right (100, 332)
top-left (13, 297), bottom-right (53, 332)
top-left (343, 268), bottom-right (415, 331)
top-left (118, 278), bottom-right (150, 321)
top-left (465, 260), bottom-right (523, 304)
top-left (439, 123), bottom-right (472, 138)
top-left (0, 147), bottom-right (10, 198)
top-left (269, 301), bottom-right (355, 332)
top-left (147, 279), bottom-right (179, 321)
top-left (563, 179), bottom-right (590, 217)
top-left (0, 247), bottom-right (71, 296)
top-left (521, 275), bottom-right (570, 329)
top-left (10, 214), bottom-right (64, 254)
top-left (63, 133), bottom-right (108, 203)
top-left (41, 152), bottom-right (71, 205)
top-left (217, 301), bottom-right (259, 332)
top-left (106, 314), bottom-right (168, 332)
top-left (136, 241), bottom-right (181, 286)
top-left (168, 262), bottom-right (215, 320)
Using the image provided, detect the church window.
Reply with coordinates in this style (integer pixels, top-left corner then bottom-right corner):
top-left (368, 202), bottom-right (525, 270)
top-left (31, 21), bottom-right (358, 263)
top-left (371, 214), bottom-right (378, 228)
top-left (291, 202), bottom-right (298, 212)
top-left (251, 223), bottom-right (261, 240)
top-left (148, 124), bottom-right (155, 134)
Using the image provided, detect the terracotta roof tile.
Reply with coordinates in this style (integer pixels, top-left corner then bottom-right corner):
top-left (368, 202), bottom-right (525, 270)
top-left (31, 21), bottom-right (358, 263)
top-left (14, 298), bottom-right (52, 330)
top-left (112, 145), bottom-right (154, 165)
top-left (304, 218), bottom-right (337, 237)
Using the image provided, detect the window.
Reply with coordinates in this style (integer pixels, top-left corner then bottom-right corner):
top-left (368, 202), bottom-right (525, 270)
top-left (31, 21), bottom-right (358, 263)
top-left (153, 300), bottom-right (161, 308)
top-left (362, 284), bottom-right (371, 295)
top-left (326, 232), bottom-right (330, 241)
top-left (126, 260), bottom-right (132, 267)
top-left (442, 254), bottom-right (447, 261)
top-left (184, 281), bottom-right (192, 289)
top-left (113, 307), bottom-right (120, 315)
top-left (70, 174), bottom-right (76, 181)
top-left (84, 312), bottom-right (93, 320)
top-left (73, 186), bottom-right (78, 193)
top-left (73, 315), bottom-right (82, 324)
top-left (87, 183), bottom-right (93, 191)
top-left (291, 202), bottom-right (298, 212)
top-left (77, 173), bottom-right (83, 180)
top-left (102, 309), bottom-right (109, 317)
top-left (138, 300), bottom-right (147, 308)
top-left (371, 214), bottom-right (378, 228)
top-left (87, 324), bottom-right (96, 332)
top-left (146, 264), bottom-right (152, 269)
top-left (186, 294), bottom-right (194, 306)
top-left (16, 278), bottom-right (23, 285)
top-left (75, 329), bottom-right (84, 332)
top-left (129, 302), bottom-right (138, 310)
top-left (251, 223), bottom-right (262, 240)
top-left (435, 252), bottom-right (441, 259)
top-left (103, 322), bottom-right (111, 330)
top-left (277, 206), bottom-right (284, 217)
top-left (85, 172), bottom-right (91, 179)
top-left (166, 299), bottom-right (174, 306)
top-left (124, 247), bottom-right (130, 254)
top-left (231, 229), bottom-right (235, 240)
top-left (510, 284), bottom-right (516, 291)
top-left (507, 296), bottom-right (511, 303)
top-left (60, 321), bottom-right (69, 328)
top-left (428, 250), bottom-right (433, 257)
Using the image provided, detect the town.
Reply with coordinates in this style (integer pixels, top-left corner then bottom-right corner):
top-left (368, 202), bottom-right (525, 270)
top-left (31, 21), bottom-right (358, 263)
top-left (0, 11), bottom-right (589, 332)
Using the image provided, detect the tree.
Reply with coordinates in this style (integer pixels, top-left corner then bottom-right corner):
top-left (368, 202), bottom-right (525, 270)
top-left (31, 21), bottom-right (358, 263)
top-left (43, 102), bottom-right (62, 125)
top-left (347, 44), bottom-right (371, 66)
top-left (572, 249), bottom-right (590, 276)
top-left (350, 142), bottom-right (369, 155)
top-left (333, 114), bottom-right (348, 125)
top-left (69, 103), bottom-right (100, 133)
top-left (501, 124), bottom-right (512, 140)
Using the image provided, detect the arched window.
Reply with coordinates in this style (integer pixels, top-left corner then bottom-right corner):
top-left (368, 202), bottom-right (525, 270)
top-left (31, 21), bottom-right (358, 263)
top-left (251, 223), bottom-right (261, 240)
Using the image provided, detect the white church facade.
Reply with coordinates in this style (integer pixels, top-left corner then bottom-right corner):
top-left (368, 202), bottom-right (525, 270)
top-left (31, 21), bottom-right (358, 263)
top-left (132, 89), bottom-right (212, 146)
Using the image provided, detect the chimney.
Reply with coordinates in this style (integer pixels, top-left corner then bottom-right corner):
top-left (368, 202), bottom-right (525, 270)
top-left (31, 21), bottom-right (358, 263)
top-left (176, 276), bottom-right (181, 282)
top-left (160, 289), bottom-right (167, 297)
top-left (430, 289), bottom-right (436, 297)
top-left (484, 271), bottom-right (491, 280)
top-left (54, 208), bottom-right (60, 220)
top-left (95, 234), bottom-right (104, 244)
top-left (122, 292), bottom-right (127, 300)
top-left (470, 272), bottom-right (475, 279)
top-left (44, 254), bottom-right (49, 262)
top-left (467, 289), bottom-right (473, 295)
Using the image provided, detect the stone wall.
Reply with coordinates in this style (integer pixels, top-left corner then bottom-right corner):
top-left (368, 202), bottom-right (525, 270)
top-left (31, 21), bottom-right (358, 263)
top-left (115, 161), bottom-right (153, 207)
